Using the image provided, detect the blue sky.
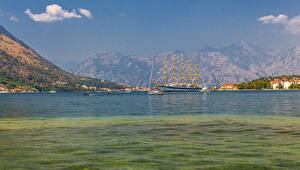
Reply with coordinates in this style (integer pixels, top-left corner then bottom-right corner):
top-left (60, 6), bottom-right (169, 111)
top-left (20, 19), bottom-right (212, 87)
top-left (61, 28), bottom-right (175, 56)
top-left (1, 0), bottom-right (300, 65)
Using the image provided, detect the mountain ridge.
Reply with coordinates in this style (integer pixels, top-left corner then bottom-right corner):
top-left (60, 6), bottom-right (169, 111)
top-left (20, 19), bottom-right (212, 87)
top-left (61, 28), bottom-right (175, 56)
top-left (74, 41), bottom-right (300, 87)
top-left (0, 25), bottom-right (124, 91)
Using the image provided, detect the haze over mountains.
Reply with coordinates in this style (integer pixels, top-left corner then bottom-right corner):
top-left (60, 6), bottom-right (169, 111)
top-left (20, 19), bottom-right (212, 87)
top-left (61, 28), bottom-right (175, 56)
top-left (73, 41), bottom-right (300, 87)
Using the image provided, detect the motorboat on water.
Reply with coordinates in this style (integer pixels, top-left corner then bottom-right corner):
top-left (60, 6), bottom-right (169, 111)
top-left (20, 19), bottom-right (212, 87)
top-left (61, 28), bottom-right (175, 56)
top-left (201, 86), bottom-right (210, 93)
top-left (148, 88), bottom-right (163, 95)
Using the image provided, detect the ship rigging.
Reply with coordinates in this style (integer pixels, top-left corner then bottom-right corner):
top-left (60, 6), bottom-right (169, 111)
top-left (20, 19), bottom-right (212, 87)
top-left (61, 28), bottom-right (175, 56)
top-left (150, 55), bottom-right (209, 93)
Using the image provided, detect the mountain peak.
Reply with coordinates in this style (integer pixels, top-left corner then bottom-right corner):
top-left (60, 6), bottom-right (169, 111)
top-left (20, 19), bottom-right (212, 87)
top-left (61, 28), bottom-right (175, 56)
top-left (199, 45), bottom-right (216, 52)
top-left (239, 40), bottom-right (251, 46)
top-left (232, 40), bottom-right (254, 49)
top-left (90, 51), bottom-right (123, 59)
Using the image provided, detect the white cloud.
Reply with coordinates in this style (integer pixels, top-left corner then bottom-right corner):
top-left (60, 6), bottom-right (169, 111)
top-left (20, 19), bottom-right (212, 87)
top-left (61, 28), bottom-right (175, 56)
top-left (258, 14), bottom-right (300, 34)
top-left (286, 15), bottom-right (300, 34)
top-left (258, 14), bottom-right (288, 24)
top-left (25, 4), bottom-right (88, 22)
top-left (79, 8), bottom-right (92, 19)
top-left (9, 16), bottom-right (19, 22)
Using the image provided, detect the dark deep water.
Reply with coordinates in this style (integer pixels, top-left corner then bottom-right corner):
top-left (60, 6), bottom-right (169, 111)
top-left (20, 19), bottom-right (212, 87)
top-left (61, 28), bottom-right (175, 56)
top-left (1, 90), bottom-right (300, 118)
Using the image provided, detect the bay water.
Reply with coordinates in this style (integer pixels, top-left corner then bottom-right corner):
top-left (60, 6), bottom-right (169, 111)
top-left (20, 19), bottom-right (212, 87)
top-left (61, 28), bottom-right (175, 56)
top-left (1, 90), bottom-right (300, 118)
top-left (1, 91), bottom-right (300, 169)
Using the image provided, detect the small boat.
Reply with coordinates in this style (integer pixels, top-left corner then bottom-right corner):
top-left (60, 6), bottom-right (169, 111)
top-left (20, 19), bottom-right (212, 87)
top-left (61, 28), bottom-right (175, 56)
top-left (83, 92), bottom-right (90, 96)
top-left (201, 86), bottom-right (210, 93)
top-left (148, 57), bottom-right (163, 95)
top-left (49, 91), bottom-right (56, 93)
top-left (148, 88), bottom-right (163, 95)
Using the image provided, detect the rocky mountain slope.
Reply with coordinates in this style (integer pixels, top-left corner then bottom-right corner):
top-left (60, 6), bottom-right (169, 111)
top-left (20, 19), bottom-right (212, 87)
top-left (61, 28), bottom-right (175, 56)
top-left (74, 41), bottom-right (300, 87)
top-left (0, 25), bottom-right (124, 91)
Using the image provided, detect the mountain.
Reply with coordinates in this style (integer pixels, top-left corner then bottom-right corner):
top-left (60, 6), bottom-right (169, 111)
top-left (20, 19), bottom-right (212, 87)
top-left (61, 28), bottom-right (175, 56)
top-left (74, 52), bottom-right (151, 87)
top-left (263, 47), bottom-right (300, 76)
top-left (0, 25), bottom-right (124, 91)
top-left (73, 41), bottom-right (300, 87)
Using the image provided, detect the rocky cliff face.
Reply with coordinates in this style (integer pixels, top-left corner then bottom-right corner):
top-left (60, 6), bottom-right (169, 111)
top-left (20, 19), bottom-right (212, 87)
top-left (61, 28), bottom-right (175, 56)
top-left (74, 41), bottom-right (300, 87)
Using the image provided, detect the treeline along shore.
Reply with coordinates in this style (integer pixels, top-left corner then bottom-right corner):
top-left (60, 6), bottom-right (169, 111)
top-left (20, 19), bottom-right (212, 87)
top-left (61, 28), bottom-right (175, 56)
top-left (215, 75), bottom-right (300, 91)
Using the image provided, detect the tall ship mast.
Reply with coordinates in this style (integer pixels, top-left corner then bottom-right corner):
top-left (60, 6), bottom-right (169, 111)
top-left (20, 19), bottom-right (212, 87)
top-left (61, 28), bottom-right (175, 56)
top-left (157, 55), bottom-right (208, 93)
top-left (188, 57), bottom-right (192, 86)
top-left (148, 57), bottom-right (163, 95)
top-left (171, 56), bottom-right (176, 86)
top-left (163, 56), bottom-right (167, 86)
top-left (194, 64), bottom-right (199, 87)
top-left (180, 55), bottom-right (184, 86)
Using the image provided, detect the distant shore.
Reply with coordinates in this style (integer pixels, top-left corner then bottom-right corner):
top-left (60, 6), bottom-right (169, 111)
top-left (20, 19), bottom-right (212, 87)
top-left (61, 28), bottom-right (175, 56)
top-left (212, 89), bottom-right (300, 92)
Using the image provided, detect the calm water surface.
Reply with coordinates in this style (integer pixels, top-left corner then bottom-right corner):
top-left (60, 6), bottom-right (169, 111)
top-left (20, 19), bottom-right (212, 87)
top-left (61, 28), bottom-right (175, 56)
top-left (1, 90), bottom-right (300, 118)
top-left (1, 91), bottom-right (300, 169)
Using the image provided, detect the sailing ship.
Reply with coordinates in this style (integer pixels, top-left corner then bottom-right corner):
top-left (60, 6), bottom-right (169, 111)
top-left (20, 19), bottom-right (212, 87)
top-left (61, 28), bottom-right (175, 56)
top-left (154, 55), bottom-right (209, 93)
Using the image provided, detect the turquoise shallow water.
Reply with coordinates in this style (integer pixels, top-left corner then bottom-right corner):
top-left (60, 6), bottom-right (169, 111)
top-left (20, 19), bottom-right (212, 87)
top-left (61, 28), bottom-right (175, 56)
top-left (0, 90), bottom-right (300, 118)
top-left (1, 91), bottom-right (300, 169)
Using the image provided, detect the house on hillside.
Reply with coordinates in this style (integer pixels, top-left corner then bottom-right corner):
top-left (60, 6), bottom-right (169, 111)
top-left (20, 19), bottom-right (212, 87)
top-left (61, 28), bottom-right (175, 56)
top-left (81, 85), bottom-right (88, 89)
top-left (221, 83), bottom-right (238, 90)
top-left (283, 81), bottom-right (293, 90)
top-left (89, 86), bottom-right (97, 90)
top-left (270, 77), bottom-right (300, 90)
top-left (294, 77), bottom-right (300, 84)
top-left (0, 83), bottom-right (8, 92)
top-left (270, 79), bottom-right (281, 90)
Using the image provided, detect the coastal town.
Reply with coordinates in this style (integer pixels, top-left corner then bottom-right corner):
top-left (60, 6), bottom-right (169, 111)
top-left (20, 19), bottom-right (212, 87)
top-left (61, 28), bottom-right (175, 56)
top-left (215, 76), bottom-right (300, 91)
top-left (270, 77), bottom-right (300, 90)
top-left (0, 82), bottom-right (148, 93)
top-left (2, 76), bottom-right (300, 93)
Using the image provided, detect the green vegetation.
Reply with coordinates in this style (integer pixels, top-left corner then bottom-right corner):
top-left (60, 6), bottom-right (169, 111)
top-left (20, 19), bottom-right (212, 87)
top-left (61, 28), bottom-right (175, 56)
top-left (272, 75), bottom-right (300, 80)
top-left (289, 83), bottom-right (300, 89)
top-left (1, 115), bottom-right (300, 169)
top-left (237, 75), bottom-right (300, 90)
top-left (237, 79), bottom-right (271, 89)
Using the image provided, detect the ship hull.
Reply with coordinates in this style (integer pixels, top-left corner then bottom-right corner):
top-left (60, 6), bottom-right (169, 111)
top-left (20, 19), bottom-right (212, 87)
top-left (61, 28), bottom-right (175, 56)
top-left (158, 86), bottom-right (205, 93)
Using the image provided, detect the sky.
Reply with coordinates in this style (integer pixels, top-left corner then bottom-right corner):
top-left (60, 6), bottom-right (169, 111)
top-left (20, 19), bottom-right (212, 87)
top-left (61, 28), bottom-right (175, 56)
top-left (1, 0), bottom-right (300, 66)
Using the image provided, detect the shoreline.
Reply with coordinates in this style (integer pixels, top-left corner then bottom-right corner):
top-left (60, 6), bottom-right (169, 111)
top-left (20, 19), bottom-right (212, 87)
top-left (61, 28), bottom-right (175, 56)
top-left (212, 89), bottom-right (300, 92)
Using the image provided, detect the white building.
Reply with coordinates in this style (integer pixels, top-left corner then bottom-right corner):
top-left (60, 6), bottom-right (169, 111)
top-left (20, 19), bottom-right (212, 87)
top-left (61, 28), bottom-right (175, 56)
top-left (271, 77), bottom-right (300, 90)
top-left (271, 82), bottom-right (280, 90)
top-left (283, 81), bottom-right (293, 90)
top-left (270, 79), bottom-right (281, 90)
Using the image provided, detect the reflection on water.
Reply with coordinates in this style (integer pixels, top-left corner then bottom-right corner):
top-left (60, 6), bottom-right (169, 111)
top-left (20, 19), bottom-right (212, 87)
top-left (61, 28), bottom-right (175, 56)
top-left (1, 91), bottom-right (300, 118)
